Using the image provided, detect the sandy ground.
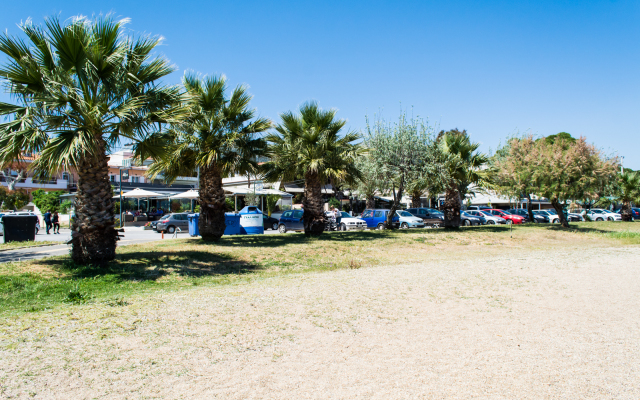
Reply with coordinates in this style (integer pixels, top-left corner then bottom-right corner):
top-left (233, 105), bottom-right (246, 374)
top-left (1, 245), bottom-right (639, 399)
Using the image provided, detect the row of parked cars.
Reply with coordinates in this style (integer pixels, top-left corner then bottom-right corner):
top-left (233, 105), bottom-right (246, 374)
top-left (151, 205), bottom-right (634, 234)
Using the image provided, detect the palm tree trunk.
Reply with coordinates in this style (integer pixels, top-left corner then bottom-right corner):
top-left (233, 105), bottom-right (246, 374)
top-left (199, 164), bottom-right (226, 241)
top-left (366, 195), bottom-right (375, 209)
top-left (621, 201), bottom-right (633, 221)
top-left (303, 171), bottom-right (325, 236)
top-left (551, 198), bottom-right (569, 228)
top-left (411, 192), bottom-right (421, 208)
top-left (70, 141), bottom-right (119, 265)
top-left (443, 183), bottom-right (461, 229)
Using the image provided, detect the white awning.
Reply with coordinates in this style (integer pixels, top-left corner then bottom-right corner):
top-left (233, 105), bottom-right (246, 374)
top-left (170, 189), bottom-right (199, 199)
top-left (120, 188), bottom-right (163, 198)
top-left (224, 186), bottom-right (293, 196)
top-left (283, 184), bottom-right (334, 194)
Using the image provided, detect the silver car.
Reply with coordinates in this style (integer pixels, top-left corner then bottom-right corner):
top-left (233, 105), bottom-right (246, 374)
top-left (155, 213), bottom-right (189, 233)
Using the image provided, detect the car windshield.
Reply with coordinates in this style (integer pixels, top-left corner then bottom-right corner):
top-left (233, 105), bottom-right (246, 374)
top-left (591, 209), bottom-right (603, 213)
top-left (397, 211), bottom-right (413, 217)
top-left (546, 209), bottom-right (558, 215)
top-left (340, 212), bottom-right (351, 218)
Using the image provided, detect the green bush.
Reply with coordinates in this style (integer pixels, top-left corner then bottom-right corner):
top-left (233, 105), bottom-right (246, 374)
top-left (60, 200), bottom-right (73, 214)
top-left (0, 187), bottom-right (29, 210)
top-left (328, 197), bottom-right (341, 210)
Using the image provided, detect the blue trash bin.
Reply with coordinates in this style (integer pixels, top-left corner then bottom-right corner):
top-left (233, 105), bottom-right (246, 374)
top-left (188, 213), bottom-right (200, 237)
top-left (239, 206), bottom-right (264, 235)
top-left (224, 213), bottom-right (242, 235)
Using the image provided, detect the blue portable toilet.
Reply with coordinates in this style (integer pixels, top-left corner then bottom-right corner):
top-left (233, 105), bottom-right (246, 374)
top-left (187, 213), bottom-right (200, 237)
top-left (224, 213), bottom-right (242, 235)
top-left (239, 206), bottom-right (264, 235)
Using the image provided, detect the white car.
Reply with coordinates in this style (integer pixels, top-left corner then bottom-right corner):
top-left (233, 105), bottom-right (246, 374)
top-left (396, 210), bottom-right (426, 229)
top-left (533, 210), bottom-right (560, 223)
top-left (0, 211), bottom-right (41, 235)
top-left (468, 210), bottom-right (506, 224)
top-left (336, 211), bottom-right (367, 231)
top-left (586, 209), bottom-right (622, 221)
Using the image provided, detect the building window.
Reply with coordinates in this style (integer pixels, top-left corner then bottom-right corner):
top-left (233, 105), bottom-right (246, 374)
top-left (131, 176), bottom-right (140, 183)
top-left (110, 175), bottom-right (115, 182)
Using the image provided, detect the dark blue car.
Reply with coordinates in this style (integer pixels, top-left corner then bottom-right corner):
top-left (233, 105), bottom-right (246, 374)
top-left (360, 209), bottom-right (400, 230)
top-left (278, 209), bottom-right (304, 233)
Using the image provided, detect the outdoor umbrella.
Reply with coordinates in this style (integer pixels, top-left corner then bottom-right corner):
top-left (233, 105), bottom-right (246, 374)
top-left (169, 189), bottom-right (199, 199)
top-left (121, 188), bottom-right (163, 211)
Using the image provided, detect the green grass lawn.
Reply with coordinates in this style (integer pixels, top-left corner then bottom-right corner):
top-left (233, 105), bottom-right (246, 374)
top-left (1, 221), bottom-right (638, 316)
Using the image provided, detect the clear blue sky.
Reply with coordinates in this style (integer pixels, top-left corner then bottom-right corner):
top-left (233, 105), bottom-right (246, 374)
top-left (2, 0), bottom-right (639, 167)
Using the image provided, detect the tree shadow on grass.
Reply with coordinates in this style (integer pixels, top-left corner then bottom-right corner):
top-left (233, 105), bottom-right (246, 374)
top-left (33, 250), bottom-right (263, 282)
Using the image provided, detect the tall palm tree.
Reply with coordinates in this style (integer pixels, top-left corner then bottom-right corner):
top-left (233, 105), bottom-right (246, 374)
top-left (438, 129), bottom-right (490, 228)
top-left (263, 102), bottom-right (362, 236)
top-left (0, 16), bottom-right (182, 264)
top-left (614, 170), bottom-right (640, 221)
top-left (148, 73), bottom-right (270, 241)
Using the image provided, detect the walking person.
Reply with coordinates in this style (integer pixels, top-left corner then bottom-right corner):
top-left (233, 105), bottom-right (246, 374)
top-left (43, 210), bottom-right (52, 234)
top-left (52, 211), bottom-right (60, 234)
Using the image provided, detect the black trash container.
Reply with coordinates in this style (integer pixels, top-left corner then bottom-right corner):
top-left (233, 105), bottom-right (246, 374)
top-left (2, 215), bottom-right (38, 243)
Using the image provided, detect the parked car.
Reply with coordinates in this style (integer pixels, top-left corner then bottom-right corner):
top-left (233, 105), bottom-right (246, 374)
top-left (395, 210), bottom-right (426, 229)
top-left (278, 209), bottom-right (304, 233)
top-left (533, 210), bottom-right (560, 223)
top-left (0, 211), bottom-right (41, 235)
top-left (466, 210), bottom-right (507, 224)
top-left (336, 211), bottom-right (367, 231)
top-left (406, 207), bottom-right (444, 227)
top-left (155, 213), bottom-right (189, 233)
top-left (460, 211), bottom-right (483, 226)
top-left (360, 209), bottom-right (400, 230)
top-left (584, 208), bottom-right (622, 221)
top-left (544, 208), bottom-right (584, 222)
top-left (613, 207), bottom-right (640, 220)
top-left (263, 214), bottom-right (279, 230)
top-left (466, 206), bottom-right (492, 211)
top-left (506, 208), bottom-right (531, 223)
top-left (485, 209), bottom-right (525, 224)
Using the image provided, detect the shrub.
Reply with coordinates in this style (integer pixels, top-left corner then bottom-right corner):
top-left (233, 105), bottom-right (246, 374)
top-left (60, 200), bottom-right (73, 214)
top-left (31, 189), bottom-right (64, 212)
top-left (328, 197), bottom-right (341, 210)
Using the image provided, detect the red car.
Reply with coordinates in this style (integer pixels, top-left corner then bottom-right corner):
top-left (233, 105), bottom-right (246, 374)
top-left (485, 209), bottom-right (525, 224)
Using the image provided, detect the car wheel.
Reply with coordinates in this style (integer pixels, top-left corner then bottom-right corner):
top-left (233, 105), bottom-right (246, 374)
top-left (401, 222), bottom-right (409, 229)
top-left (377, 223), bottom-right (385, 230)
top-left (167, 225), bottom-right (176, 234)
top-left (278, 224), bottom-right (286, 233)
top-left (341, 223), bottom-right (347, 231)
top-left (489, 220), bottom-right (496, 225)
top-left (272, 222), bottom-right (278, 231)
top-left (596, 218), bottom-right (603, 221)
top-left (464, 219), bottom-right (470, 226)
top-left (608, 217), bottom-right (614, 221)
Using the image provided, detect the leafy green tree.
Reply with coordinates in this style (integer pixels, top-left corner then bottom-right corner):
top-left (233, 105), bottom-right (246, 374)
top-left (531, 136), bottom-right (618, 227)
top-left (492, 134), bottom-right (538, 221)
top-left (31, 189), bottom-right (63, 212)
top-left (438, 129), bottom-right (490, 229)
top-left (263, 102), bottom-right (363, 236)
top-left (365, 113), bottom-right (445, 228)
top-left (148, 73), bottom-right (270, 241)
top-left (353, 153), bottom-right (386, 209)
top-left (0, 16), bottom-right (182, 264)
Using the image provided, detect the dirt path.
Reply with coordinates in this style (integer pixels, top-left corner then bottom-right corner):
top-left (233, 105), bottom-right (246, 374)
top-left (2, 246), bottom-right (639, 399)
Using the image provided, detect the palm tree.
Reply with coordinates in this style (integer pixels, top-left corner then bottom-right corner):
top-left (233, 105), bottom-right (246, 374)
top-left (614, 170), bottom-right (640, 221)
top-left (438, 129), bottom-right (490, 228)
top-left (148, 73), bottom-right (270, 241)
top-left (263, 102), bottom-right (362, 236)
top-left (0, 16), bottom-right (182, 264)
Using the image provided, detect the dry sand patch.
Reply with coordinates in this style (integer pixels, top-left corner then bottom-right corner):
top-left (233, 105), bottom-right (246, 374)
top-left (1, 246), bottom-right (639, 399)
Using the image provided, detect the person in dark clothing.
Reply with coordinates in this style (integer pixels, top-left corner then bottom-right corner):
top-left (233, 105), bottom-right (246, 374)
top-left (43, 210), bottom-right (52, 234)
top-left (52, 212), bottom-right (60, 234)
